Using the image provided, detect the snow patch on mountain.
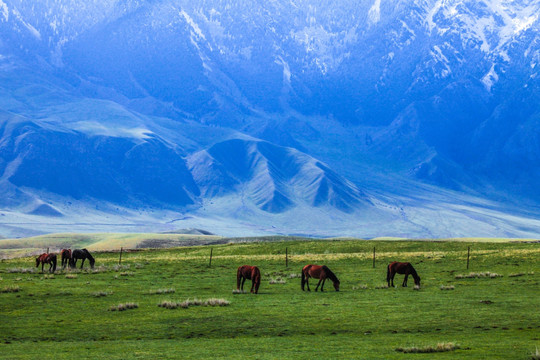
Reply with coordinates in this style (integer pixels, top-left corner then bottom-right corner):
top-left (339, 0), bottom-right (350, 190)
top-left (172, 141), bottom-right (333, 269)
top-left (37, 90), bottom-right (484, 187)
top-left (0, 0), bottom-right (8, 22)
top-left (368, 0), bottom-right (381, 25)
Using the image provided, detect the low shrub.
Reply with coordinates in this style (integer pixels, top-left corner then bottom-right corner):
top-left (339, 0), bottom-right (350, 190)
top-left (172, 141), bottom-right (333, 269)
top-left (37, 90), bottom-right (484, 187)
top-left (109, 303), bottom-right (138, 311)
top-left (1, 285), bottom-right (20, 293)
top-left (455, 272), bottom-right (502, 279)
top-left (440, 285), bottom-right (455, 290)
top-left (352, 284), bottom-right (368, 290)
top-left (395, 342), bottom-right (460, 353)
top-left (158, 298), bottom-right (230, 309)
top-left (149, 288), bottom-right (175, 295)
top-left (92, 291), bottom-right (113, 297)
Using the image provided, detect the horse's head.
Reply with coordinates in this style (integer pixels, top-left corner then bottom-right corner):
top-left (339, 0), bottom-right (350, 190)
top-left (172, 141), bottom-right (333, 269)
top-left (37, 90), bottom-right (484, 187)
top-left (333, 281), bottom-right (340, 292)
top-left (35, 256), bottom-right (40, 267)
top-left (415, 276), bottom-right (421, 287)
top-left (89, 258), bottom-right (95, 269)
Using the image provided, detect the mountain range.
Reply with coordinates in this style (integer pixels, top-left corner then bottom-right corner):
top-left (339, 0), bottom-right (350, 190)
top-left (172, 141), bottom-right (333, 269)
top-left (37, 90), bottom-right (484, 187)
top-left (0, 0), bottom-right (539, 238)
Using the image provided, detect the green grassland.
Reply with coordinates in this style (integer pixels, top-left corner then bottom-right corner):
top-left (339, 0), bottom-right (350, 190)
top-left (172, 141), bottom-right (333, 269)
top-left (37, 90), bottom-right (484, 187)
top-left (0, 238), bottom-right (539, 359)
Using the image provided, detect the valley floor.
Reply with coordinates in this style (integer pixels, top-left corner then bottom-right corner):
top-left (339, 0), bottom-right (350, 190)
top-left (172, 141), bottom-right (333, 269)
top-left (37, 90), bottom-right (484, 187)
top-left (0, 239), bottom-right (538, 359)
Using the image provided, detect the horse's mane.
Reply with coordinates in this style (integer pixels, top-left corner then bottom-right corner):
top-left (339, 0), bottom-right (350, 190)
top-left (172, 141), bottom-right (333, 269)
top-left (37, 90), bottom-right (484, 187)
top-left (409, 264), bottom-right (420, 280)
top-left (322, 265), bottom-right (339, 283)
top-left (83, 249), bottom-right (95, 262)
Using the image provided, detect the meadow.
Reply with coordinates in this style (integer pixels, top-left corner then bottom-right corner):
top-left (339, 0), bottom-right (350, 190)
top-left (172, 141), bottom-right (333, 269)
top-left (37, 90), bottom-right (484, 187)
top-left (0, 238), bottom-right (539, 359)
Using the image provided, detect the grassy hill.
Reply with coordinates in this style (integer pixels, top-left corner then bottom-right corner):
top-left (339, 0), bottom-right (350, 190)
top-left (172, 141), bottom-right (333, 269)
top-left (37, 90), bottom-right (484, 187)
top-left (0, 239), bottom-right (538, 359)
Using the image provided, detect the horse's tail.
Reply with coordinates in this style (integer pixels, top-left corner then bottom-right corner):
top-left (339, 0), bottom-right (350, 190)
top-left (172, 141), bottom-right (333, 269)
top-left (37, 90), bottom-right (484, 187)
top-left (387, 263), bottom-right (391, 283)
top-left (52, 255), bottom-right (57, 273)
top-left (301, 268), bottom-right (306, 291)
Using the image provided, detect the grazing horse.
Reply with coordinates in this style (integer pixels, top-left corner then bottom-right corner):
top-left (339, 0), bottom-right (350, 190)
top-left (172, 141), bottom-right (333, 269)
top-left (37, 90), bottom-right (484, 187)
top-left (387, 262), bottom-right (421, 288)
top-left (237, 265), bottom-right (261, 294)
top-left (35, 253), bottom-right (57, 273)
top-left (70, 249), bottom-right (95, 269)
top-left (60, 249), bottom-right (72, 269)
top-left (301, 264), bottom-right (340, 292)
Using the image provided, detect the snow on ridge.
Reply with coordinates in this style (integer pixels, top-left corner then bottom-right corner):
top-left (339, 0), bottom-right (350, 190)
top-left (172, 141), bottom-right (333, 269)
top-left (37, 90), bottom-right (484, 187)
top-left (180, 9), bottom-right (207, 43)
top-left (12, 6), bottom-right (41, 40)
top-left (368, 0), bottom-right (381, 25)
top-left (482, 63), bottom-right (498, 91)
top-left (0, 0), bottom-right (8, 22)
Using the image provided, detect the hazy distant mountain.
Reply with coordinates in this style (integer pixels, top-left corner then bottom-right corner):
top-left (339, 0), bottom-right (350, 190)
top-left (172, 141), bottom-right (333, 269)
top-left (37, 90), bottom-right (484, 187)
top-left (0, 0), bottom-right (539, 237)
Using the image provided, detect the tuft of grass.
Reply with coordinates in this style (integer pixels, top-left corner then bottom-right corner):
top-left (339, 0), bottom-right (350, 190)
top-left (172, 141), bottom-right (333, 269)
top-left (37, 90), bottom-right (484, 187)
top-left (375, 284), bottom-right (389, 289)
top-left (65, 274), bottom-right (77, 279)
top-left (352, 284), bottom-right (368, 290)
top-left (7, 268), bottom-right (36, 274)
top-left (92, 291), bottom-right (113, 297)
top-left (288, 273), bottom-right (301, 279)
top-left (269, 277), bottom-right (286, 284)
top-left (204, 298), bottom-right (230, 307)
top-left (158, 298), bottom-right (230, 309)
top-left (112, 264), bottom-right (131, 272)
top-left (149, 288), bottom-right (175, 295)
top-left (109, 302), bottom-right (138, 311)
top-left (508, 273), bottom-right (525, 277)
top-left (158, 300), bottom-right (186, 309)
top-left (41, 274), bottom-right (55, 279)
top-left (1, 285), bottom-right (20, 293)
top-left (531, 347), bottom-right (540, 360)
top-left (395, 342), bottom-right (460, 353)
top-left (232, 289), bottom-right (246, 294)
top-left (440, 285), bottom-right (455, 290)
top-left (120, 271), bottom-right (134, 276)
top-left (455, 272), bottom-right (502, 279)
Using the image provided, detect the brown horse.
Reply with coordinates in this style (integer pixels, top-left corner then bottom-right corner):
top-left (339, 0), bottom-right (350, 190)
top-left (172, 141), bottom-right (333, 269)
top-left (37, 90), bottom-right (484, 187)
top-left (36, 253), bottom-right (57, 273)
top-left (387, 262), bottom-right (421, 288)
top-left (60, 249), bottom-right (72, 269)
top-left (237, 265), bottom-right (261, 294)
top-left (301, 264), bottom-right (340, 292)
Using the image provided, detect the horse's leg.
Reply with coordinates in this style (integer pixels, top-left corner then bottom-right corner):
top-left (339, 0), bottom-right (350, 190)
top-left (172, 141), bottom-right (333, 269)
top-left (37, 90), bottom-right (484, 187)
top-left (403, 273), bottom-right (408, 287)
top-left (320, 278), bottom-right (326, 292)
top-left (314, 278), bottom-right (323, 292)
top-left (241, 277), bottom-right (246, 291)
top-left (41, 262), bottom-right (45, 273)
top-left (250, 280), bottom-right (255, 294)
top-left (80, 258), bottom-right (85, 269)
top-left (306, 277), bottom-right (310, 291)
top-left (391, 272), bottom-right (395, 287)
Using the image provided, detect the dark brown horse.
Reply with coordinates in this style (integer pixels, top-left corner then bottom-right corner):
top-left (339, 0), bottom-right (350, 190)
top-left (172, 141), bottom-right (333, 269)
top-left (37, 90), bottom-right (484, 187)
top-left (301, 264), bottom-right (340, 292)
top-left (60, 249), bottom-right (72, 269)
top-left (70, 249), bottom-right (95, 269)
top-left (35, 253), bottom-right (57, 273)
top-left (387, 262), bottom-right (421, 288)
top-left (237, 265), bottom-right (261, 294)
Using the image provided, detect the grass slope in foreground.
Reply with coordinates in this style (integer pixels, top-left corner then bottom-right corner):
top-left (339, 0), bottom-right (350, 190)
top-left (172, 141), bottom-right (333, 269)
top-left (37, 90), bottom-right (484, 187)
top-left (0, 239), bottom-right (539, 359)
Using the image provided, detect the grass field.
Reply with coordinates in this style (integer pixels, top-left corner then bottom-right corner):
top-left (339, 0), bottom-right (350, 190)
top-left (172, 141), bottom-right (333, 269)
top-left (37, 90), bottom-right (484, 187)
top-left (0, 238), bottom-right (539, 359)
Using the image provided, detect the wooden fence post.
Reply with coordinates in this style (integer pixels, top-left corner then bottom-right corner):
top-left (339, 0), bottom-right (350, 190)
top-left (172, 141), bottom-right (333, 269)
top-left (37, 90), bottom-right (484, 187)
top-left (373, 247), bottom-right (376, 268)
top-left (209, 248), bottom-right (213, 267)
top-left (466, 246), bottom-right (470, 269)
top-left (119, 247), bottom-right (123, 265)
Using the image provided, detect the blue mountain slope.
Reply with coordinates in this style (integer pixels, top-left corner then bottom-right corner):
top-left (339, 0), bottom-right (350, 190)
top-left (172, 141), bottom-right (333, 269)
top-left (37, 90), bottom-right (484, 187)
top-left (0, 0), bottom-right (539, 236)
